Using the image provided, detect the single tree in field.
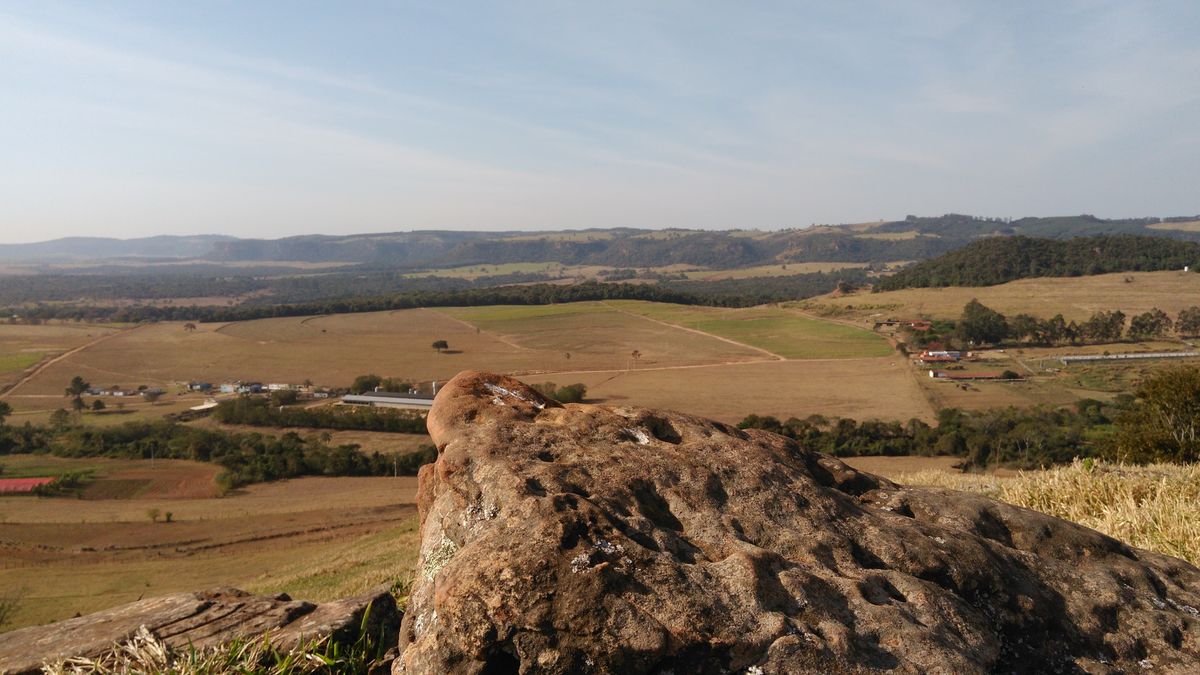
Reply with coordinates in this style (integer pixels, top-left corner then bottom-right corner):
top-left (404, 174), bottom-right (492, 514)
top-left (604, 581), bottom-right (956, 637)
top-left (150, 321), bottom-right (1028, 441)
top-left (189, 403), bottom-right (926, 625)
top-left (91, 399), bottom-right (106, 412)
top-left (64, 376), bottom-right (89, 408)
top-left (432, 340), bottom-right (449, 353)
top-left (631, 349), bottom-right (642, 364)
top-left (147, 508), bottom-right (161, 523)
top-left (143, 391), bottom-right (163, 404)
top-left (183, 323), bottom-right (197, 332)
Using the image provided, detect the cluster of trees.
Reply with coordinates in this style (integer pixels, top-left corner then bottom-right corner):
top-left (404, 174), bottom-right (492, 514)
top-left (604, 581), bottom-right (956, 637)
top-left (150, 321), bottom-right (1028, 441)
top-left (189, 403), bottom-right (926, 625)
top-left (948, 300), bottom-right (1200, 347)
top-left (212, 397), bottom-right (428, 434)
top-left (528, 382), bottom-right (588, 404)
top-left (739, 401), bottom-right (1115, 470)
top-left (877, 235), bottom-right (1200, 290)
top-left (349, 374), bottom-right (414, 395)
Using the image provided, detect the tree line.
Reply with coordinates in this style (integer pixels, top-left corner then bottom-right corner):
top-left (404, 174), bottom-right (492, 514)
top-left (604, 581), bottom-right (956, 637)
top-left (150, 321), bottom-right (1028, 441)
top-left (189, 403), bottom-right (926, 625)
top-left (946, 300), bottom-right (1200, 347)
top-left (2, 272), bottom-right (869, 324)
top-left (0, 407), bottom-right (434, 489)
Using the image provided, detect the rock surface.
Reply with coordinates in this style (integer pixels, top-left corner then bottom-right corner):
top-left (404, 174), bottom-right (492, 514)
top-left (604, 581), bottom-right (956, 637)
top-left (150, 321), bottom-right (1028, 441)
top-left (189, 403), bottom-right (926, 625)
top-left (397, 370), bottom-right (1200, 674)
top-left (0, 587), bottom-right (399, 674)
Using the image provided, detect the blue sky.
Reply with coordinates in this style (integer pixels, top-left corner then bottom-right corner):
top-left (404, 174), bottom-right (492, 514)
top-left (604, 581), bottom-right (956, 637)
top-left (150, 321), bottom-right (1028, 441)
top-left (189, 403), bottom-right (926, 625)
top-left (1, 1), bottom-right (1198, 243)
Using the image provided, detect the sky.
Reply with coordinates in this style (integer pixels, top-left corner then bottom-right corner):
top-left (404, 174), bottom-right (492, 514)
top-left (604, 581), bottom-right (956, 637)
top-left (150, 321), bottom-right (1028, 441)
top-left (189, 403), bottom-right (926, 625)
top-left (1, 1), bottom-right (1199, 243)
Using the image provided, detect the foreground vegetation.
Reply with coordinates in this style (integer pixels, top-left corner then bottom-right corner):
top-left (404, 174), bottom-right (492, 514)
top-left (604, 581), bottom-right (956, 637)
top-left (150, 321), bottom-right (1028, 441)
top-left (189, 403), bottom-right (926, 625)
top-left (896, 460), bottom-right (1200, 565)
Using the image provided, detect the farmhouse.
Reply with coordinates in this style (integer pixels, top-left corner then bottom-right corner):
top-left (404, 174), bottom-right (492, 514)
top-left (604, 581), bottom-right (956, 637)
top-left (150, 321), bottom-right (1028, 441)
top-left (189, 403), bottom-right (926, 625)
top-left (341, 390), bottom-right (435, 410)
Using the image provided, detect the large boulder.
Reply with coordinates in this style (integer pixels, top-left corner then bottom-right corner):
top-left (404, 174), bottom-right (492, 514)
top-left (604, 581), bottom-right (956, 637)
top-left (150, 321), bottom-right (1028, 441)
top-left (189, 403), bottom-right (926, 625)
top-left (397, 370), bottom-right (1200, 674)
top-left (0, 587), bottom-right (399, 674)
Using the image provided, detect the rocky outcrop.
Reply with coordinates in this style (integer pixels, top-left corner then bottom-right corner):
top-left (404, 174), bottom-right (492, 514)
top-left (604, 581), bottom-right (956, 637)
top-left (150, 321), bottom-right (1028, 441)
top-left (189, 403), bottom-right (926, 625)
top-left (397, 370), bottom-right (1200, 674)
top-left (0, 587), bottom-right (399, 674)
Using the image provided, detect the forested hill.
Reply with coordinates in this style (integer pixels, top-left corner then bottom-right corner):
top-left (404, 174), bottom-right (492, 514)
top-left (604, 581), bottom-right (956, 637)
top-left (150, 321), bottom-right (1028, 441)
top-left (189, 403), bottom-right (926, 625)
top-left (3, 213), bottom-right (1198, 268)
top-left (875, 235), bottom-right (1200, 290)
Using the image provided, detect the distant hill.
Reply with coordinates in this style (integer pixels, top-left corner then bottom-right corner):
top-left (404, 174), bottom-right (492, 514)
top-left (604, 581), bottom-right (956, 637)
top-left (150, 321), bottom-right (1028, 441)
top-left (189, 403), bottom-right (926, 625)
top-left (874, 235), bottom-right (1200, 290)
top-left (3, 213), bottom-right (1198, 269)
top-left (0, 235), bottom-right (235, 262)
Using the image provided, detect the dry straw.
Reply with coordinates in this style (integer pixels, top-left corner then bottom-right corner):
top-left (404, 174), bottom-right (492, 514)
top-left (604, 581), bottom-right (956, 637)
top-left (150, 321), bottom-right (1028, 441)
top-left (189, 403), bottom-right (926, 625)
top-left (896, 459), bottom-right (1200, 564)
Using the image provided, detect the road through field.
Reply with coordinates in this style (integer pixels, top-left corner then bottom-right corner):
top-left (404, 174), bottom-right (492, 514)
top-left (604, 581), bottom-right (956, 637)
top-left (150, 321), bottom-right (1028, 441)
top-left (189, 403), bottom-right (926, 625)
top-left (0, 325), bottom-right (140, 400)
top-left (601, 301), bottom-right (787, 360)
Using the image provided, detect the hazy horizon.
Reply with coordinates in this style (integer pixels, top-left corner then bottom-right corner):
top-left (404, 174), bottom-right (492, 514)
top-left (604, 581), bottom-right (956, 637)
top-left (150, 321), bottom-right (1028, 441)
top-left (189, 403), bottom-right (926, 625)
top-left (2, 1), bottom-right (1198, 244)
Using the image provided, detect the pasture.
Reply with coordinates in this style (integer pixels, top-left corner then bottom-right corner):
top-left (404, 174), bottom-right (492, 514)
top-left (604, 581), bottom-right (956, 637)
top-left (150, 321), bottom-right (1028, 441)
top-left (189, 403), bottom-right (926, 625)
top-left (562, 357), bottom-right (932, 423)
top-left (0, 473), bottom-right (420, 630)
top-left (0, 323), bottom-right (122, 390)
top-left (606, 300), bottom-right (894, 359)
top-left (803, 271), bottom-right (1200, 323)
top-left (680, 262), bottom-right (870, 279)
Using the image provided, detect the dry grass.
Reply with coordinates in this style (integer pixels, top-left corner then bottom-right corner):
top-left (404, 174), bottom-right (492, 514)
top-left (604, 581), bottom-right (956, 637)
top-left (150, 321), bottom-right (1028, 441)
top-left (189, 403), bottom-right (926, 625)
top-left (894, 460), bottom-right (1200, 564)
top-left (607, 300), bottom-right (893, 359)
top-left (0, 323), bottom-right (121, 388)
top-left (841, 455), bottom-right (964, 478)
top-left (563, 357), bottom-right (933, 423)
top-left (1148, 220), bottom-right (1200, 233)
top-left (0, 474), bottom-right (420, 630)
top-left (440, 302), bottom-right (763, 367)
top-left (681, 262), bottom-right (870, 280)
top-left (803, 271), bottom-right (1200, 322)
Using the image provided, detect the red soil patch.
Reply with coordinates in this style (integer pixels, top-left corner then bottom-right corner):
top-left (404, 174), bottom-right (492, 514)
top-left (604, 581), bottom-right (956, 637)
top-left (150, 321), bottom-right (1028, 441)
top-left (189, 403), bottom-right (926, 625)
top-left (0, 477), bottom-right (54, 494)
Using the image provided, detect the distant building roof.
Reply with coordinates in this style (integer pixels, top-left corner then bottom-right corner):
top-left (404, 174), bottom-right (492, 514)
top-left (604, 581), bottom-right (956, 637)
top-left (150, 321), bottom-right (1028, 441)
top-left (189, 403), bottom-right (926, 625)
top-left (342, 391), bottom-right (435, 408)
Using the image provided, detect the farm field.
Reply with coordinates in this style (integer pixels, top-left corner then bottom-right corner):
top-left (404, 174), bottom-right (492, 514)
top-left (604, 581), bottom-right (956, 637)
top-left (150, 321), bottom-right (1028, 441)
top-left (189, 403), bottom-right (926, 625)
top-left (606, 300), bottom-right (893, 359)
top-left (188, 419), bottom-right (433, 456)
top-left (2, 304), bottom-right (769, 420)
top-left (0, 323), bottom-right (123, 390)
top-left (841, 454), bottom-right (965, 478)
top-left (561, 357), bottom-right (932, 423)
top-left (0, 455), bottom-right (221, 500)
top-left (438, 302), bottom-right (765, 365)
top-left (801, 270), bottom-right (1200, 323)
top-left (0, 472), bottom-right (420, 630)
top-left (680, 262), bottom-right (870, 279)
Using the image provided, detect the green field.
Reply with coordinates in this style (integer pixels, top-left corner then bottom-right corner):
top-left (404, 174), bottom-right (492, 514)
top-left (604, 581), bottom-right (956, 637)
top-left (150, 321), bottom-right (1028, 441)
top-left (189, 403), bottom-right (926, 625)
top-left (606, 301), bottom-right (894, 359)
top-left (0, 352), bottom-right (43, 374)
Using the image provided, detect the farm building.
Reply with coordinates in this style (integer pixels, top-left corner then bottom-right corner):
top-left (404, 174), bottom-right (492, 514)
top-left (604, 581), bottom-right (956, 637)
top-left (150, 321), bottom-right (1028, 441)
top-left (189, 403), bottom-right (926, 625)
top-left (1058, 351), bottom-right (1199, 365)
top-left (341, 391), bottom-right (435, 410)
top-left (929, 370), bottom-right (1011, 381)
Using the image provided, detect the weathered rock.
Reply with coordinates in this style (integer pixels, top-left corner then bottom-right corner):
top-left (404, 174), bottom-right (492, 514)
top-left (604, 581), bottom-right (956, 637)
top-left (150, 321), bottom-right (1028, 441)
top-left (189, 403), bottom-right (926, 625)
top-left (0, 586), bottom-right (399, 674)
top-left (397, 370), bottom-right (1200, 674)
